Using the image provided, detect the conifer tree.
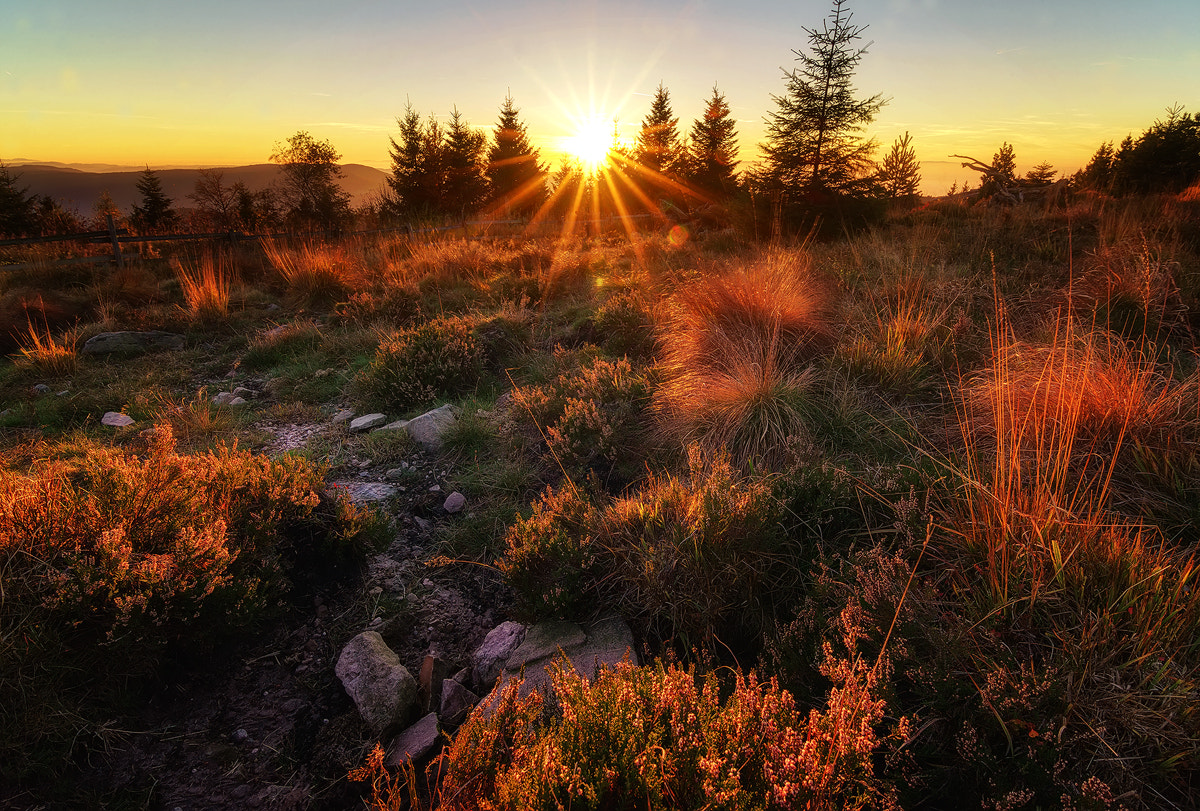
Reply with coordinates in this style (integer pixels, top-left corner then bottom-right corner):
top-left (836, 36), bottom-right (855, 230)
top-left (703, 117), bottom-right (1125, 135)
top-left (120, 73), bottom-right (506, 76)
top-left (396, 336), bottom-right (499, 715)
top-left (418, 115), bottom-right (447, 216)
top-left (1075, 141), bottom-right (1116, 191)
top-left (0, 163), bottom-right (37, 238)
top-left (487, 94), bottom-right (547, 216)
top-left (443, 108), bottom-right (489, 218)
top-left (761, 0), bottom-right (885, 197)
top-left (131, 167), bottom-right (178, 233)
top-left (684, 85), bottom-right (740, 197)
top-left (634, 83), bottom-right (683, 176)
top-left (386, 102), bottom-right (429, 220)
top-left (878, 131), bottom-right (921, 200)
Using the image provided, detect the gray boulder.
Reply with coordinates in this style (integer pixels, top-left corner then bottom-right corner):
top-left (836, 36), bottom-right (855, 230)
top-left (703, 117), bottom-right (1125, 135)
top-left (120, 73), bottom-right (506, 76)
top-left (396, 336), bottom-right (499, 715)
top-left (385, 712), bottom-right (440, 768)
top-left (405, 404), bottom-right (457, 452)
top-left (350, 413), bottom-right (387, 433)
top-left (101, 412), bottom-right (135, 428)
top-left (81, 331), bottom-right (184, 356)
top-left (338, 482), bottom-right (397, 504)
top-left (487, 616), bottom-right (637, 704)
top-left (439, 678), bottom-right (480, 728)
top-left (471, 621), bottom-right (525, 691)
top-left (443, 491), bottom-right (467, 513)
top-left (335, 631), bottom-right (417, 735)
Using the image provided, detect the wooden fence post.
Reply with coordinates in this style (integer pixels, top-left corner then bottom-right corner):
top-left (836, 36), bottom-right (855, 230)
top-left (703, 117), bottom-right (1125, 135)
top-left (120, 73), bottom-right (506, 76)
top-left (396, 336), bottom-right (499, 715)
top-left (106, 214), bottom-right (124, 268)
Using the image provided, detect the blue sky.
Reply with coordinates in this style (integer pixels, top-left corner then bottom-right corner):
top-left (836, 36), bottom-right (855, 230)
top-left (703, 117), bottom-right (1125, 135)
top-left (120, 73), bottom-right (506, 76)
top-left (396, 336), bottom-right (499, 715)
top-left (2, 0), bottom-right (1197, 192)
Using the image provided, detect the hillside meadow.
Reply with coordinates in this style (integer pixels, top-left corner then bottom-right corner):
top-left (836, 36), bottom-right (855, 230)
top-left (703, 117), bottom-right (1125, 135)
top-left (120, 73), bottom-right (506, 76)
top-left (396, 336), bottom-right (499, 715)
top-left (2, 190), bottom-right (1200, 809)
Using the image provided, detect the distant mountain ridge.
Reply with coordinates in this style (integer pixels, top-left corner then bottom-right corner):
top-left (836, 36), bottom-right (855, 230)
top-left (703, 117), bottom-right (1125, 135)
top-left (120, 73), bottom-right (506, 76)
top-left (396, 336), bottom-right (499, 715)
top-left (3, 162), bottom-right (390, 213)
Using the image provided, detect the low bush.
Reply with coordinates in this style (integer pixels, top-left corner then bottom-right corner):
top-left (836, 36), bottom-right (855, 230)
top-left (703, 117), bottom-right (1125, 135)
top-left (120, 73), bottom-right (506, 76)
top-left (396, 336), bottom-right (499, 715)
top-left (0, 426), bottom-right (382, 785)
top-left (430, 658), bottom-right (904, 810)
top-left (356, 316), bottom-right (484, 412)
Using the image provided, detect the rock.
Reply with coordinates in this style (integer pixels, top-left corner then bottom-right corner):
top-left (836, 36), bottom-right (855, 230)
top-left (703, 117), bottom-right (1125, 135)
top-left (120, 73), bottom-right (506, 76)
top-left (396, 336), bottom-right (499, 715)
top-left (384, 713), bottom-right (440, 768)
top-left (443, 492), bottom-right (467, 513)
top-left (339, 482), bottom-right (397, 504)
top-left (231, 728), bottom-right (249, 743)
top-left (213, 392), bottom-right (247, 406)
top-left (374, 419), bottom-right (410, 432)
top-left (32, 383), bottom-right (51, 395)
top-left (419, 654), bottom-right (450, 714)
top-left (350, 413), bottom-right (387, 433)
top-left (332, 408), bottom-right (354, 424)
top-left (56, 390), bottom-right (69, 397)
top-left (232, 386), bottom-right (255, 399)
top-left (404, 404), bottom-right (457, 452)
top-left (488, 616), bottom-right (637, 706)
top-left (335, 631), bottom-right (417, 735)
top-left (101, 411), bottom-right (135, 427)
top-left (384, 467), bottom-right (408, 481)
top-left (81, 330), bottom-right (184, 356)
top-left (471, 621), bottom-right (526, 691)
top-left (439, 679), bottom-right (480, 728)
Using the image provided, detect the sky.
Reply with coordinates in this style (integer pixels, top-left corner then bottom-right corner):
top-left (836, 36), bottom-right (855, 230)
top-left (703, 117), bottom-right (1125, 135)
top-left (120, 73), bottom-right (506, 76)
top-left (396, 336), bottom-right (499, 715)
top-left (2, 0), bottom-right (1197, 194)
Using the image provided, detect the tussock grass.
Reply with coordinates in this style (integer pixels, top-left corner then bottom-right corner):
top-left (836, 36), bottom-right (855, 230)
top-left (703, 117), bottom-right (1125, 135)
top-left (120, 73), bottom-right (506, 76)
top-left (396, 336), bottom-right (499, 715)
top-left (655, 250), bottom-right (834, 468)
top-left (16, 318), bottom-right (77, 376)
top-left (263, 240), bottom-right (364, 307)
top-left (173, 251), bottom-right (231, 320)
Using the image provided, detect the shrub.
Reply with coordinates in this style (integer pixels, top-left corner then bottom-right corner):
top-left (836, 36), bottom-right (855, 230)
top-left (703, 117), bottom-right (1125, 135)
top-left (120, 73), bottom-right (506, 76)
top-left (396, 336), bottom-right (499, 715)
top-left (241, 319), bottom-right (325, 370)
top-left (433, 659), bottom-right (903, 810)
top-left (0, 426), bottom-right (381, 785)
top-left (593, 288), bottom-right (656, 359)
top-left (357, 317), bottom-right (484, 412)
top-left (502, 451), bottom-right (786, 649)
top-left (510, 355), bottom-right (653, 482)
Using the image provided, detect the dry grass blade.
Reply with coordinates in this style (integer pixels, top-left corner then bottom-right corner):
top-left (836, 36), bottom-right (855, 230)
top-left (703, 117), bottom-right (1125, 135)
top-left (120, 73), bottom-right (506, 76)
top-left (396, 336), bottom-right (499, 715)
top-left (173, 252), bottom-right (231, 320)
top-left (16, 317), bottom-right (77, 376)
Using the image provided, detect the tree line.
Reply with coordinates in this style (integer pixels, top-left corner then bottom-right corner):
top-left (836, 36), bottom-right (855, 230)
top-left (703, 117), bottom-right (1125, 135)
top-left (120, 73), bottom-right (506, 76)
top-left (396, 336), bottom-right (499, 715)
top-left (2, 0), bottom-right (1197, 240)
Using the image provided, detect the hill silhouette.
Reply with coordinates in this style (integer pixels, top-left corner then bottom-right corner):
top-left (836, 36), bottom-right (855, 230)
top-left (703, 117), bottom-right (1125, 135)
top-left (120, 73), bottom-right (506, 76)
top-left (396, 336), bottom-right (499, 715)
top-left (4, 162), bottom-right (388, 215)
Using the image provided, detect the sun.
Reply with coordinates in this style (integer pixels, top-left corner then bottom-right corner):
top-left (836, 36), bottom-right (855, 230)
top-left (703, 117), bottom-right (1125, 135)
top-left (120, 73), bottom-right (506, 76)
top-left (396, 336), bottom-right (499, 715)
top-left (564, 116), bottom-right (614, 173)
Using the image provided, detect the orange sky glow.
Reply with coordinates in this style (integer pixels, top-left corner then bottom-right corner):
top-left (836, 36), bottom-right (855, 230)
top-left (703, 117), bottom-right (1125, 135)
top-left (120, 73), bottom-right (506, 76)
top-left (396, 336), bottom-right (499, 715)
top-left (2, 0), bottom-right (1198, 195)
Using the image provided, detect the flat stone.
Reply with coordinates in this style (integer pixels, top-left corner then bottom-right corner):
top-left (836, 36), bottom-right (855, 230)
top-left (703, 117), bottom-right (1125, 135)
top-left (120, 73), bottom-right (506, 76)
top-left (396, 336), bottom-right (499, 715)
top-left (419, 654), bottom-right (450, 714)
top-left (232, 386), bottom-right (255, 398)
top-left (335, 631), bottom-right (417, 736)
top-left (507, 620), bottom-right (587, 669)
top-left (350, 413), bottom-right (387, 433)
top-left (213, 392), bottom-right (247, 406)
top-left (384, 467), bottom-right (408, 481)
top-left (339, 482), bottom-right (397, 504)
top-left (32, 384), bottom-right (51, 395)
top-left (471, 621), bottom-right (525, 691)
top-left (101, 412), bottom-right (135, 427)
top-left (404, 404), bottom-right (456, 452)
top-left (443, 492), bottom-right (466, 513)
top-left (384, 713), bottom-right (440, 768)
top-left (81, 330), bottom-right (184, 356)
top-left (332, 409), bottom-right (355, 424)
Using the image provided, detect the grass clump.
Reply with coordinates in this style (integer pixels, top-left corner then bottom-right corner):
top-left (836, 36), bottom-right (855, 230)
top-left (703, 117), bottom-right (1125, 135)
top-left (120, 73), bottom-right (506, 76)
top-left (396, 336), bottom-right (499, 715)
top-left (173, 252), bottom-right (232, 321)
top-left (655, 251), bottom-right (835, 469)
top-left (356, 316), bottom-right (484, 412)
top-left (263, 240), bottom-right (363, 308)
top-left (15, 318), bottom-right (78, 377)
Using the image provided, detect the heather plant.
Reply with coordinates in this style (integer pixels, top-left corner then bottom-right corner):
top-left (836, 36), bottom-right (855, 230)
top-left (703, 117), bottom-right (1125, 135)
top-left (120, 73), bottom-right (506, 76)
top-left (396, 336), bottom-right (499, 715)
top-left (432, 658), bottom-right (903, 810)
top-left (503, 451), bottom-right (787, 648)
top-left (510, 354), bottom-right (653, 482)
top-left (0, 425), bottom-right (381, 785)
top-left (592, 287), bottom-right (656, 358)
top-left (357, 316), bottom-right (484, 412)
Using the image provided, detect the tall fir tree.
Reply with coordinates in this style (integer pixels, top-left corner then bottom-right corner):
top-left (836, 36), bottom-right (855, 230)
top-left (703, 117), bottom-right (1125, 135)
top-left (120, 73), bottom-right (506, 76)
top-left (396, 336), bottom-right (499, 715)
top-left (684, 85), bottom-right (740, 197)
top-left (418, 115), bottom-right (448, 216)
top-left (0, 163), bottom-right (37, 238)
top-left (131, 167), bottom-right (178, 233)
top-left (633, 83), bottom-right (683, 176)
top-left (443, 108), bottom-right (489, 218)
top-left (386, 102), bottom-right (429, 220)
top-left (487, 94), bottom-right (547, 216)
top-left (760, 0), bottom-right (885, 197)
